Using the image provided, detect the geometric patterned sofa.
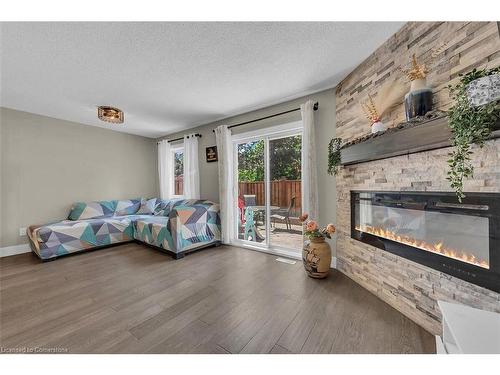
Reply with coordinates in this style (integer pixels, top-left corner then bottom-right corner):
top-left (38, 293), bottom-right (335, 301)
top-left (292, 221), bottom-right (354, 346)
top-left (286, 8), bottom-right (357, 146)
top-left (27, 198), bottom-right (221, 261)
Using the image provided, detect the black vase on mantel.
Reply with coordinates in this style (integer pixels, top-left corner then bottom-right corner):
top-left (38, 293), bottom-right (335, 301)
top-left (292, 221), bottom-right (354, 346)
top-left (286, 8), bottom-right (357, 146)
top-left (404, 78), bottom-right (433, 121)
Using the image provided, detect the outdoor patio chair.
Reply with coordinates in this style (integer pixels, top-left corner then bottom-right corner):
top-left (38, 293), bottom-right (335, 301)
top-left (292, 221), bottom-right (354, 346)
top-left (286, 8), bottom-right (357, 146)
top-left (243, 194), bottom-right (256, 206)
top-left (271, 196), bottom-right (296, 231)
top-left (244, 194), bottom-right (264, 224)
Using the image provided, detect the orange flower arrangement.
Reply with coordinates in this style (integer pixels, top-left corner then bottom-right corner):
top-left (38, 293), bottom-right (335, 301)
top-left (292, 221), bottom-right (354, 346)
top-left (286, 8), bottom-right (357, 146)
top-left (299, 213), bottom-right (336, 240)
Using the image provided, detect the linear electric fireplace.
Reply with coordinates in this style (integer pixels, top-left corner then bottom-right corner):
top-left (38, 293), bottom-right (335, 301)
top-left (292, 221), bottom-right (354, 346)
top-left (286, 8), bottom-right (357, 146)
top-left (351, 191), bottom-right (500, 293)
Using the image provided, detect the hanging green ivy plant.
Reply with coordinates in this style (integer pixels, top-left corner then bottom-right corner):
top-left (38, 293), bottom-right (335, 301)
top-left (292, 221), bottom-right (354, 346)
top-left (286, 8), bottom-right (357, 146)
top-left (327, 137), bottom-right (343, 175)
top-left (447, 67), bottom-right (500, 202)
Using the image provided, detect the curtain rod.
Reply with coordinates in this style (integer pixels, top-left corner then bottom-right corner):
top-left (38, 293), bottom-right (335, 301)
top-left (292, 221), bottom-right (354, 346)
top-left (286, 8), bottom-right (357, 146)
top-left (212, 102), bottom-right (319, 133)
top-left (157, 133), bottom-right (202, 144)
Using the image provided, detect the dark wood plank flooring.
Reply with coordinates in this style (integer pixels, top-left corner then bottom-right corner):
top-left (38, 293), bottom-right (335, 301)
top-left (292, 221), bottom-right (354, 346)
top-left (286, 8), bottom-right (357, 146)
top-left (0, 244), bottom-right (435, 354)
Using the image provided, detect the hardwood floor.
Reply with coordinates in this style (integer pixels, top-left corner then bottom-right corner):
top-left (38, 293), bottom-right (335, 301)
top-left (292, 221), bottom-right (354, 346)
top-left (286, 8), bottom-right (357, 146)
top-left (0, 243), bottom-right (435, 354)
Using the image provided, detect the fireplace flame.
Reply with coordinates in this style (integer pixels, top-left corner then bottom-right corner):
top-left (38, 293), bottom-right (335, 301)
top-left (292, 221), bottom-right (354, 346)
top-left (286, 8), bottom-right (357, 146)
top-left (355, 225), bottom-right (489, 269)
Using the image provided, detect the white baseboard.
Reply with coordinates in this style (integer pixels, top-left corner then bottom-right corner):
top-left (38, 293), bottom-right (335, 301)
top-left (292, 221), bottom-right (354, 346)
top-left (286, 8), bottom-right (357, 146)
top-left (0, 243), bottom-right (31, 257)
top-left (331, 256), bottom-right (337, 269)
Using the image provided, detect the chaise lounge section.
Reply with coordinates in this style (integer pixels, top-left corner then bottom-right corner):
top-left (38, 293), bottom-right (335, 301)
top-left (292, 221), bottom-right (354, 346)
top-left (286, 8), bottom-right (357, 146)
top-left (133, 199), bottom-right (221, 258)
top-left (27, 198), bottom-right (221, 260)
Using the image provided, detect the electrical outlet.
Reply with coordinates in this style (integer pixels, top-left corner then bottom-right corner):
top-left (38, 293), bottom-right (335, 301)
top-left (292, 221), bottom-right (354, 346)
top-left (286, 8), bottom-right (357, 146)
top-left (19, 227), bottom-right (27, 236)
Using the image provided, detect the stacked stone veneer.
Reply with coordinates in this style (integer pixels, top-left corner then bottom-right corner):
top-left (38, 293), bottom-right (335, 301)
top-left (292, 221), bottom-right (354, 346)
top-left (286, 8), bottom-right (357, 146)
top-left (335, 22), bottom-right (500, 335)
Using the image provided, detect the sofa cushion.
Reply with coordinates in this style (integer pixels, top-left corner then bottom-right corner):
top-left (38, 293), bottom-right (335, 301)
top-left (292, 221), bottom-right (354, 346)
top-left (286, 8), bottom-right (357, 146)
top-left (68, 200), bottom-right (117, 220)
top-left (137, 198), bottom-right (157, 215)
top-left (170, 199), bottom-right (218, 213)
top-left (115, 198), bottom-right (142, 216)
top-left (155, 199), bottom-right (209, 216)
top-left (153, 199), bottom-right (176, 216)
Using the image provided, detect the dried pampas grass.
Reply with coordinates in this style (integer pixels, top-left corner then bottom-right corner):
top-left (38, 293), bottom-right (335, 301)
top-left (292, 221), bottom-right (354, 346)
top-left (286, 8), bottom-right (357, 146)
top-left (361, 94), bottom-right (379, 123)
top-left (361, 79), bottom-right (407, 123)
top-left (375, 79), bottom-right (407, 118)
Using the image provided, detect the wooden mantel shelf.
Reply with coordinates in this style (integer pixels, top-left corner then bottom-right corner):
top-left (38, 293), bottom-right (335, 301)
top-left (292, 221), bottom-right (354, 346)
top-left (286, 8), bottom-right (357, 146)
top-left (340, 115), bottom-right (500, 166)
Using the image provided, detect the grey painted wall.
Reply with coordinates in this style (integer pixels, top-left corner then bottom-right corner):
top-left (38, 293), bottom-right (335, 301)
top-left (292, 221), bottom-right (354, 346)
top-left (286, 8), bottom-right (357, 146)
top-left (0, 108), bottom-right (158, 247)
top-left (159, 88), bottom-right (337, 254)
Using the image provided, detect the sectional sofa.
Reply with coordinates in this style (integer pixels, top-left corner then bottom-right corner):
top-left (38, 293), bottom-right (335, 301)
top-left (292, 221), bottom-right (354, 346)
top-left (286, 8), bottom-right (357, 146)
top-left (27, 198), bottom-right (221, 260)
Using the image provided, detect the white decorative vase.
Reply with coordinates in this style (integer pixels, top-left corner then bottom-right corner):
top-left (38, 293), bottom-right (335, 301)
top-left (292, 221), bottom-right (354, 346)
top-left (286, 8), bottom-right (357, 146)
top-left (371, 121), bottom-right (387, 133)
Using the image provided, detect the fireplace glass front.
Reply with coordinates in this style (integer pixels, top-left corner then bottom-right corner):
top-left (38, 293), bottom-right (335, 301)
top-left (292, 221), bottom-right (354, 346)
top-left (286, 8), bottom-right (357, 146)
top-left (351, 191), bottom-right (500, 293)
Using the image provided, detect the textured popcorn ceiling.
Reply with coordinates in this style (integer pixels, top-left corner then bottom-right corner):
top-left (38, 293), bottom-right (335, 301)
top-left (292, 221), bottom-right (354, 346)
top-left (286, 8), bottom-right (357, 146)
top-left (0, 22), bottom-right (403, 138)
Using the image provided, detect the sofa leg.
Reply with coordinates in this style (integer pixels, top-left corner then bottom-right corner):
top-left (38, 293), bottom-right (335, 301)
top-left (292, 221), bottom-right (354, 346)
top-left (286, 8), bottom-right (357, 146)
top-left (174, 252), bottom-right (185, 260)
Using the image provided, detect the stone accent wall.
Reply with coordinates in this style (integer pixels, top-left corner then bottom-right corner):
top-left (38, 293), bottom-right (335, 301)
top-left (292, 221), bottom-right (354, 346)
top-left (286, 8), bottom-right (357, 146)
top-left (335, 22), bottom-right (500, 335)
top-left (336, 22), bottom-right (500, 142)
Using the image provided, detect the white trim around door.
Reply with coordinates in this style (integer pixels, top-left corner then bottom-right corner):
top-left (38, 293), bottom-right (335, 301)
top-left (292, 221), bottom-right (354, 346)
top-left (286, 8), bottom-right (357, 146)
top-left (231, 120), bottom-right (304, 257)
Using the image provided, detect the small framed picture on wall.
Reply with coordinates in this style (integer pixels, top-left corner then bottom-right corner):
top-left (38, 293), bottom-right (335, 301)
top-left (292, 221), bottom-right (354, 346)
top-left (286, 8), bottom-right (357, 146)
top-left (206, 146), bottom-right (218, 162)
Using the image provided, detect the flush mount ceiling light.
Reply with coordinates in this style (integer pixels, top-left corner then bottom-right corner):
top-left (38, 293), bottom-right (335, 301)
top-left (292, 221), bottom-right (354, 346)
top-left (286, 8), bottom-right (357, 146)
top-left (97, 106), bottom-right (124, 124)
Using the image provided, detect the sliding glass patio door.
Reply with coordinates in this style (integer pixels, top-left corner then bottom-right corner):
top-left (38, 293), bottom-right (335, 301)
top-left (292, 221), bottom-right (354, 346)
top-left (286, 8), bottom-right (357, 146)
top-left (233, 122), bottom-right (303, 254)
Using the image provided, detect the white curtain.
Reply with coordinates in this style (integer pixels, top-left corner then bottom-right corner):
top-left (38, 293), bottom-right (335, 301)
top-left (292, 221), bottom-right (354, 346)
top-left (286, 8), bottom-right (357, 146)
top-left (157, 139), bottom-right (173, 200)
top-left (214, 125), bottom-right (234, 244)
top-left (301, 100), bottom-right (319, 220)
top-left (183, 134), bottom-right (200, 199)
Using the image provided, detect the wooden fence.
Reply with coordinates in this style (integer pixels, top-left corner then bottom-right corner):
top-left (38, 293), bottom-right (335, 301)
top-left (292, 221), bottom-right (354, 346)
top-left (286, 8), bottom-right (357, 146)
top-left (238, 179), bottom-right (302, 216)
top-left (174, 176), bottom-right (183, 195)
top-left (176, 177), bottom-right (302, 216)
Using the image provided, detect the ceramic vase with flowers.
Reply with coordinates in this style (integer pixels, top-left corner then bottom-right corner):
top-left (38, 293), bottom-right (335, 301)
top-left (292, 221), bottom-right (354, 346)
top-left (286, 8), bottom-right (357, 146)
top-left (299, 213), bottom-right (336, 279)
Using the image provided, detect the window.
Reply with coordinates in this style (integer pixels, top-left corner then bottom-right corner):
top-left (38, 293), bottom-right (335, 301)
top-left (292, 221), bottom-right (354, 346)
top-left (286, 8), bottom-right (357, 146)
top-left (171, 146), bottom-right (184, 197)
